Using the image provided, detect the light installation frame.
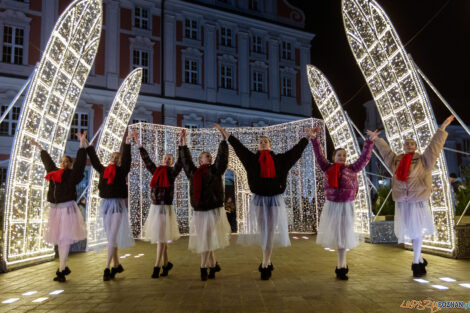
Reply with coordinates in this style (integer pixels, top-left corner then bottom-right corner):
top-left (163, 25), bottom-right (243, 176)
top-left (1, 0), bottom-right (103, 269)
top-left (342, 0), bottom-right (454, 254)
top-left (307, 65), bottom-right (372, 237)
top-left (128, 118), bottom-right (325, 237)
top-left (86, 68), bottom-right (143, 251)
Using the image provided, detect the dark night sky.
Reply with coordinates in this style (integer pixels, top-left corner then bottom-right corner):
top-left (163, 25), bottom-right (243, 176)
top-left (290, 0), bottom-right (469, 130)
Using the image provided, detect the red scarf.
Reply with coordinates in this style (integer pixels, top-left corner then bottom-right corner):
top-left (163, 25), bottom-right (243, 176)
top-left (45, 169), bottom-right (65, 183)
top-left (258, 150), bottom-right (276, 178)
top-left (103, 164), bottom-right (116, 185)
top-left (150, 166), bottom-right (170, 188)
top-left (396, 153), bottom-right (414, 182)
top-left (193, 164), bottom-right (209, 205)
top-left (326, 163), bottom-right (344, 189)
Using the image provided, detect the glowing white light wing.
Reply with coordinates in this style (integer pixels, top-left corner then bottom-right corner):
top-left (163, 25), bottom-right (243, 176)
top-left (307, 65), bottom-right (372, 236)
top-left (2, 0), bottom-right (102, 269)
top-left (342, 0), bottom-right (454, 253)
top-left (86, 68), bottom-right (143, 250)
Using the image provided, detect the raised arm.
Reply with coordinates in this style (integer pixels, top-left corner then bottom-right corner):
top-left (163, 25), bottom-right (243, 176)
top-left (227, 135), bottom-right (256, 168)
top-left (214, 140), bottom-right (228, 175)
top-left (421, 116), bottom-right (451, 171)
top-left (40, 150), bottom-right (59, 173)
top-left (139, 146), bottom-right (157, 174)
top-left (373, 138), bottom-right (395, 170)
top-left (171, 153), bottom-right (183, 178)
top-left (70, 147), bottom-right (87, 185)
top-left (86, 145), bottom-right (105, 173)
top-left (120, 143), bottom-right (132, 175)
top-left (179, 145), bottom-right (197, 178)
top-left (349, 139), bottom-right (374, 173)
top-left (277, 137), bottom-right (309, 171)
top-left (311, 136), bottom-right (331, 172)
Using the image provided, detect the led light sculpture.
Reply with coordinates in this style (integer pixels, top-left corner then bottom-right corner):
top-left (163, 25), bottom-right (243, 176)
top-left (342, 0), bottom-right (454, 254)
top-left (86, 68), bottom-right (142, 251)
top-left (307, 65), bottom-right (372, 236)
top-left (128, 118), bottom-right (325, 237)
top-left (1, 0), bottom-right (102, 270)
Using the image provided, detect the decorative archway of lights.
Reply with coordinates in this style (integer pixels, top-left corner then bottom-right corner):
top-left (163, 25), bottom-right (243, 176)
top-left (128, 118), bottom-right (325, 237)
top-left (86, 68), bottom-right (142, 251)
top-left (307, 65), bottom-right (372, 237)
top-left (1, 0), bottom-right (102, 270)
top-left (342, 0), bottom-right (454, 254)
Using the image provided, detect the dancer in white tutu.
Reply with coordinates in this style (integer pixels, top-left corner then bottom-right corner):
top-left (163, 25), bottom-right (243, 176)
top-left (85, 131), bottom-right (136, 281)
top-left (214, 124), bottom-right (311, 280)
top-left (133, 133), bottom-right (182, 279)
top-left (311, 127), bottom-right (377, 280)
top-left (31, 132), bottom-right (88, 283)
top-left (372, 115), bottom-right (454, 277)
top-left (178, 127), bottom-right (230, 281)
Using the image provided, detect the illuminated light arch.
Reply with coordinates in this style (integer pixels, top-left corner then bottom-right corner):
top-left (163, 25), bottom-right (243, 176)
top-left (1, 0), bottom-right (102, 270)
top-left (307, 65), bottom-right (372, 236)
top-left (128, 118), bottom-right (325, 237)
top-left (86, 68), bottom-right (143, 250)
top-left (342, 0), bottom-right (454, 254)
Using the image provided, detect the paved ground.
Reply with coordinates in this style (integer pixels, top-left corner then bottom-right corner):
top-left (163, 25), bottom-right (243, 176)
top-left (0, 235), bottom-right (469, 313)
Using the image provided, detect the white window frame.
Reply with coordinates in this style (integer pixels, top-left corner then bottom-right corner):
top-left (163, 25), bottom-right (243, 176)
top-left (252, 34), bottom-right (263, 54)
top-left (280, 67), bottom-right (297, 98)
top-left (252, 71), bottom-right (264, 93)
top-left (134, 6), bottom-right (150, 30)
top-left (70, 112), bottom-right (89, 141)
top-left (220, 26), bottom-right (232, 48)
top-left (281, 40), bottom-right (293, 60)
top-left (184, 58), bottom-right (199, 85)
top-left (220, 63), bottom-right (234, 90)
top-left (0, 11), bottom-right (30, 66)
top-left (129, 36), bottom-right (155, 85)
top-left (181, 47), bottom-right (203, 87)
top-left (2, 25), bottom-right (24, 65)
top-left (184, 17), bottom-right (199, 40)
top-left (0, 105), bottom-right (20, 136)
top-left (132, 49), bottom-right (150, 84)
top-left (282, 76), bottom-right (292, 97)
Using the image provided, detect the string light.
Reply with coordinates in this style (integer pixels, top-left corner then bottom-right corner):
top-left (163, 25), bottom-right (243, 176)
top-left (86, 68), bottom-right (142, 251)
top-left (1, 0), bottom-right (102, 269)
top-left (342, 0), bottom-right (454, 254)
top-left (128, 119), bottom-right (325, 237)
top-left (307, 65), bottom-right (372, 236)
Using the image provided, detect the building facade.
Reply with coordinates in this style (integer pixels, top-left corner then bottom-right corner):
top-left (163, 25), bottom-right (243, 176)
top-left (0, 0), bottom-right (314, 175)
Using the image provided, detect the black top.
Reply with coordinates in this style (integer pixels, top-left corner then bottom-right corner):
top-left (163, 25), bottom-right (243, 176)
top-left (179, 141), bottom-right (228, 211)
top-left (86, 144), bottom-right (131, 199)
top-left (139, 147), bottom-right (183, 205)
top-left (228, 135), bottom-right (309, 196)
top-left (41, 148), bottom-right (87, 204)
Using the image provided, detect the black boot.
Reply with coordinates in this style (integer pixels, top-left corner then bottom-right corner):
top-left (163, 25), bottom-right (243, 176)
top-left (64, 266), bottom-right (71, 276)
top-left (214, 262), bottom-right (221, 272)
top-left (200, 268), bottom-right (208, 281)
top-left (208, 267), bottom-right (216, 279)
top-left (160, 262), bottom-right (173, 277)
top-left (152, 266), bottom-right (160, 278)
top-left (411, 263), bottom-right (424, 277)
top-left (110, 264), bottom-right (124, 278)
top-left (267, 263), bottom-right (274, 279)
top-left (259, 264), bottom-right (270, 280)
top-left (103, 268), bottom-right (111, 281)
top-left (53, 269), bottom-right (66, 283)
top-left (335, 266), bottom-right (349, 280)
top-left (419, 258), bottom-right (428, 274)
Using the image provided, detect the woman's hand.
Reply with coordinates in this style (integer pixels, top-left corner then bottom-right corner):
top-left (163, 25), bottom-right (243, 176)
top-left (213, 124), bottom-right (229, 140)
top-left (126, 129), bottom-right (139, 145)
top-left (178, 129), bottom-right (187, 146)
top-left (76, 130), bottom-right (88, 147)
top-left (30, 139), bottom-right (43, 150)
top-left (306, 127), bottom-right (321, 139)
top-left (439, 115), bottom-right (455, 130)
top-left (366, 129), bottom-right (381, 141)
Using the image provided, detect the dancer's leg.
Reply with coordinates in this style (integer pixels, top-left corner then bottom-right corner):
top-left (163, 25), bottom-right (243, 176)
top-left (163, 244), bottom-right (168, 267)
top-left (412, 237), bottom-right (423, 264)
top-left (156, 243), bottom-right (165, 267)
top-left (337, 248), bottom-right (347, 268)
top-left (58, 243), bottom-right (70, 271)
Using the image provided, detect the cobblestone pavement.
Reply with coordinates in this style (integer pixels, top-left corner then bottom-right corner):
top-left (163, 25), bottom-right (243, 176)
top-left (1, 235), bottom-right (469, 313)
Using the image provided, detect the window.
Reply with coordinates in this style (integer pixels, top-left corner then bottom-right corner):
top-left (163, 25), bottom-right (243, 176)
top-left (184, 59), bottom-right (199, 84)
top-left (184, 18), bottom-right (198, 40)
top-left (249, 0), bottom-right (258, 10)
top-left (220, 27), bottom-right (232, 47)
top-left (2, 26), bottom-right (24, 65)
top-left (252, 35), bottom-right (262, 54)
top-left (0, 105), bottom-right (20, 136)
top-left (281, 41), bottom-right (292, 60)
top-left (252, 71), bottom-right (263, 92)
top-left (134, 7), bottom-right (149, 30)
top-left (132, 118), bottom-right (147, 124)
top-left (220, 64), bottom-right (233, 89)
top-left (184, 124), bottom-right (198, 129)
top-left (70, 113), bottom-right (88, 140)
top-left (132, 50), bottom-right (149, 84)
top-left (282, 77), bottom-right (292, 97)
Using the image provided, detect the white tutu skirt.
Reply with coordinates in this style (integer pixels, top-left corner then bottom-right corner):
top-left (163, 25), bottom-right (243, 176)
top-left (316, 200), bottom-right (358, 250)
top-left (44, 201), bottom-right (87, 245)
top-left (143, 204), bottom-right (181, 244)
top-left (237, 194), bottom-right (290, 250)
top-left (395, 201), bottom-right (435, 243)
top-left (188, 207), bottom-right (231, 254)
top-left (100, 198), bottom-right (135, 250)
